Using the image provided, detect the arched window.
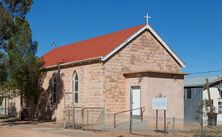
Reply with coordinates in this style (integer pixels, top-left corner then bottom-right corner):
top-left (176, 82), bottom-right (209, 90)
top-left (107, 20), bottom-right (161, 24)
top-left (51, 74), bottom-right (57, 104)
top-left (72, 72), bottom-right (79, 103)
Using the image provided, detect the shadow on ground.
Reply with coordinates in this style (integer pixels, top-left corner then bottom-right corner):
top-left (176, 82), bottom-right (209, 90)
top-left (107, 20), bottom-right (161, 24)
top-left (0, 118), bottom-right (56, 127)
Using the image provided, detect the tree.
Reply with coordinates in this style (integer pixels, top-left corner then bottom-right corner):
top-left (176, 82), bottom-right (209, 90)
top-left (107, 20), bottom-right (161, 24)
top-left (0, 0), bottom-right (43, 116)
top-left (0, 52), bottom-right (7, 83)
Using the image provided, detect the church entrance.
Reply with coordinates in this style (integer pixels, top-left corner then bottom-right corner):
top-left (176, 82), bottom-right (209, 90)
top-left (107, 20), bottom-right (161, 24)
top-left (131, 86), bottom-right (141, 116)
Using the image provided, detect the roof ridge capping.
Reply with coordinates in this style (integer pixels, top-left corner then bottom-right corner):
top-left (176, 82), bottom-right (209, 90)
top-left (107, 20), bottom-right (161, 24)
top-left (101, 24), bottom-right (186, 68)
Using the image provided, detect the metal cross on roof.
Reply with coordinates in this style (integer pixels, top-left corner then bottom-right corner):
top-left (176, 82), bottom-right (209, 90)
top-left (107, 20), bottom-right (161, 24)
top-left (144, 13), bottom-right (151, 25)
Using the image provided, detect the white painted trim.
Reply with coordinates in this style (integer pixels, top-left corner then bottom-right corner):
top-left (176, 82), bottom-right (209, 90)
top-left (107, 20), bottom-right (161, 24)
top-left (147, 25), bottom-right (186, 68)
top-left (101, 25), bottom-right (147, 61)
top-left (101, 25), bottom-right (186, 68)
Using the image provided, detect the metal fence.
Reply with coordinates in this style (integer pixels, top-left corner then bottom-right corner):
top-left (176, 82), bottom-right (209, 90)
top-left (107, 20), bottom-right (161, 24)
top-left (0, 107), bottom-right (17, 118)
top-left (105, 107), bottom-right (203, 136)
top-left (82, 107), bottom-right (105, 131)
top-left (108, 115), bottom-right (222, 136)
top-left (64, 106), bottom-right (105, 131)
top-left (63, 106), bottom-right (222, 136)
top-left (0, 107), bottom-right (8, 117)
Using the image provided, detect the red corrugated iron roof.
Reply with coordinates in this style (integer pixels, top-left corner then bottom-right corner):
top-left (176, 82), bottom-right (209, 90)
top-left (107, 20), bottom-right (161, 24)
top-left (43, 24), bottom-right (146, 67)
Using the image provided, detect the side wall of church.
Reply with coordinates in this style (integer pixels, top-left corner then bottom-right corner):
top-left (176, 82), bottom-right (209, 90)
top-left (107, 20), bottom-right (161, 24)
top-left (40, 63), bottom-right (104, 121)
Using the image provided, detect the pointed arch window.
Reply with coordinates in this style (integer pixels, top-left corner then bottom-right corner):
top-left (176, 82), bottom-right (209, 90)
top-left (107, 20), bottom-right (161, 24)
top-left (51, 73), bottom-right (57, 104)
top-left (72, 72), bottom-right (79, 103)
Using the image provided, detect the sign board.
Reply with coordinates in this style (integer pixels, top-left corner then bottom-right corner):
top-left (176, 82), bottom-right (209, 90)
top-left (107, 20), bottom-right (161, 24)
top-left (152, 97), bottom-right (167, 110)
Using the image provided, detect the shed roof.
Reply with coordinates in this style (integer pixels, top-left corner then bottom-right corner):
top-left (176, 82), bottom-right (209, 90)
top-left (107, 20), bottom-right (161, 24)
top-left (185, 76), bottom-right (222, 87)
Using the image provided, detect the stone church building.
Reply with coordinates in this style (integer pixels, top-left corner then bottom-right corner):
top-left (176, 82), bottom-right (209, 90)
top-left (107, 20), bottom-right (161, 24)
top-left (40, 24), bottom-right (186, 124)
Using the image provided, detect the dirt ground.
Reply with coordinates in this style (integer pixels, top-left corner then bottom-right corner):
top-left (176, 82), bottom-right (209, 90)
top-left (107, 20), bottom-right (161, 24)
top-left (0, 119), bottom-right (150, 137)
top-left (0, 118), bottom-right (222, 137)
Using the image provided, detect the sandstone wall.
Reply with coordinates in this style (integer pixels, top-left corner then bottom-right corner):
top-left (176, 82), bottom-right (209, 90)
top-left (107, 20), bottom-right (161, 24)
top-left (102, 30), bottom-right (182, 115)
top-left (40, 63), bottom-right (104, 121)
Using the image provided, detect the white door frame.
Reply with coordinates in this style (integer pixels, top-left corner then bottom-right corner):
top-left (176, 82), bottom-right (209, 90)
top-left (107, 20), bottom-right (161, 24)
top-left (130, 86), bottom-right (141, 116)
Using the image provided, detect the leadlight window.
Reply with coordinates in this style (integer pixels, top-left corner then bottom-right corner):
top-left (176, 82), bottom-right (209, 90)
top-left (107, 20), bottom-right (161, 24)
top-left (51, 74), bottom-right (57, 104)
top-left (72, 72), bottom-right (79, 103)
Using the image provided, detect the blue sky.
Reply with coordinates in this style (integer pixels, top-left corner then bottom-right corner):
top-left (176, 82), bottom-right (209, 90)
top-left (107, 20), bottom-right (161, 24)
top-left (27, 0), bottom-right (222, 75)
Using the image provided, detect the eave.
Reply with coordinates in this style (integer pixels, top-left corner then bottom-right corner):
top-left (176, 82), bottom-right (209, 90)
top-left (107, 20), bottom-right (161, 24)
top-left (123, 70), bottom-right (187, 79)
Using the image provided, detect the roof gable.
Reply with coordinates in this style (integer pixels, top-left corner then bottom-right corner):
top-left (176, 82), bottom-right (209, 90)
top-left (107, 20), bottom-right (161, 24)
top-left (102, 25), bottom-right (186, 68)
top-left (43, 24), bottom-right (186, 68)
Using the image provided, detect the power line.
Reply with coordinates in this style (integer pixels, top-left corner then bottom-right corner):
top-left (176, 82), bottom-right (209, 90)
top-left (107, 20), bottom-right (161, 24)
top-left (188, 69), bottom-right (222, 75)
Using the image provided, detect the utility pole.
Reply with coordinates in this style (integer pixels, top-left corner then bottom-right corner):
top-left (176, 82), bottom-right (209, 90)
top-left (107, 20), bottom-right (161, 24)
top-left (206, 79), bottom-right (213, 113)
top-left (205, 78), bottom-right (216, 126)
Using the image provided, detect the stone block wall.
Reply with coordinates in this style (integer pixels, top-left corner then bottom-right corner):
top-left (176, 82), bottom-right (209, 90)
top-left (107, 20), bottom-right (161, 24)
top-left (102, 30), bottom-right (182, 114)
top-left (40, 63), bottom-right (104, 121)
top-left (40, 29), bottom-right (184, 122)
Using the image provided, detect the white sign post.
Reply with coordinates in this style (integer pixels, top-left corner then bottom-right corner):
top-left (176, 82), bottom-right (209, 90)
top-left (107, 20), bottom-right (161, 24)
top-left (152, 96), bottom-right (168, 133)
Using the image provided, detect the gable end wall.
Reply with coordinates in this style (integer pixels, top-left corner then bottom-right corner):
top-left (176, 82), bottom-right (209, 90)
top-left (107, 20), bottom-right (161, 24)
top-left (103, 30), bottom-right (182, 114)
